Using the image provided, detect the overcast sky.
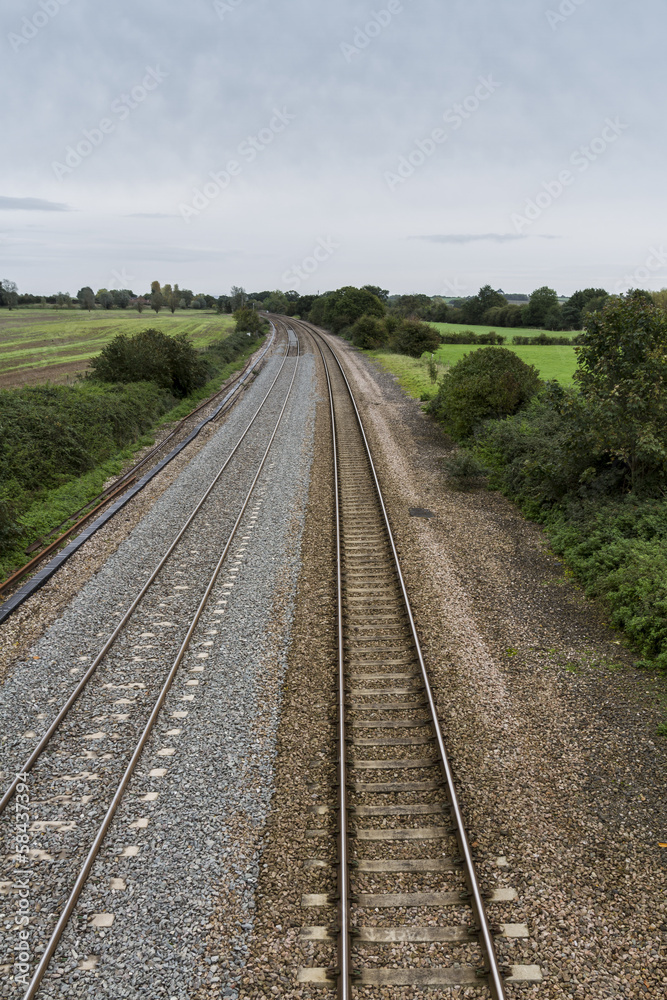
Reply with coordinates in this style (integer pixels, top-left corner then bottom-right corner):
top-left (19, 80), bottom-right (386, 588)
top-left (1, 0), bottom-right (664, 297)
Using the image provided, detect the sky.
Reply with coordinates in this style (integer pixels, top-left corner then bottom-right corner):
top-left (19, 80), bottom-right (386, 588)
top-left (1, 0), bottom-right (665, 298)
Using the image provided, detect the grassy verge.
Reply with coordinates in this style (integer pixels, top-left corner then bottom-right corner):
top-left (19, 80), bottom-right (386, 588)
top-left (365, 352), bottom-right (445, 401)
top-left (0, 332), bottom-right (264, 582)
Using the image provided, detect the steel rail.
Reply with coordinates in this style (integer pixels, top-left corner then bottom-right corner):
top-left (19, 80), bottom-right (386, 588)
top-left (301, 320), bottom-right (507, 1000)
top-left (0, 326), bottom-right (288, 819)
top-left (0, 326), bottom-right (276, 612)
top-left (21, 335), bottom-right (302, 1000)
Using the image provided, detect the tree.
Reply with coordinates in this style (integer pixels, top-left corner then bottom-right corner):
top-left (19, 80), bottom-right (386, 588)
top-left (88, 328), bottom-right (209, 397)
top-left (191, 294), bottom-right (207, 310)
top-left (429, 346), bottom-right (542, 439)
top-left (321, 286), bottom-right (385, 333)
top-left (77, 286), bottom-right (96, 311)
top-left (234, 307), bottom-right (262, 334)
top-left (150, 280), bottom-right (164, 314)
top-left (392, 293), bottom-right (433, 319)
top-left (461, 285), bottom-right (507, 325)
top-left (1, 279), bottom-right (19, 310)
top-left (98, 290), bottom-right (114, 310)
top-left (263, 290), bottom-right (289, 313)
top-left (525, 286), bottom-right (560, 328)
top-left (55, 291), bottom-right (72, 309)
top-left (362, 284), bottom-right (390, 303)
top-left (230, 285), bottom-right (246, 311)
top-left (574, 290), bottom-right (667, 487)
top-left (562, 288), bottom-right (608, 330)
top-left (112, 289), bottom-right (131, 309)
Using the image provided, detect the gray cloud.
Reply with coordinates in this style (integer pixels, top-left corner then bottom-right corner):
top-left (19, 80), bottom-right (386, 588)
top-left (1, 0), bottom-right (664, 294)
top-left (0, 196), bottom-right (71, 212)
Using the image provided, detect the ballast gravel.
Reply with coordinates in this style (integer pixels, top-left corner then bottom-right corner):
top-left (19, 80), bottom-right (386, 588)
top-left (0, 346), bottom-right (317, 998)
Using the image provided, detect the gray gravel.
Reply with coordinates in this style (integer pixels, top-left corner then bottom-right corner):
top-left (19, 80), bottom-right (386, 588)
top-left (0, 346), bottom-right (317, 997)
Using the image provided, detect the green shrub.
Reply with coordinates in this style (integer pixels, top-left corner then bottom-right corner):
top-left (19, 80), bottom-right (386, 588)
top-left (428, 346), bottom-right (541, 439)
top-left (390, 319), bottom-right (441, 358)
top-left (88, 328), bottom-right (210, 397)
top-left (350, 314), bottom-right (389, 350)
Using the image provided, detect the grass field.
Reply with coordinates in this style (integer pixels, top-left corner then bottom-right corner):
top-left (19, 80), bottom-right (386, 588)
top-left (434, 343), bottom-right (578, 383)
top-left (432, 321), bottom-right (580, 341)
top-left (367, 340), bottom-right (578, 401)
top-left (0, 308), bottom-right (236, 388)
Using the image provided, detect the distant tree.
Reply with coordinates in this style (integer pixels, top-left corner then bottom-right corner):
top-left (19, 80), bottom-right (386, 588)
top-left (180, 288), bottom-right (194, 308)
top-left (461, 285), bottom-right (507, 325)
top-left (234, 306), bottom-right (262, 334)
top-left (98, 290), bottom-right (114, 310)
top-left (392, 293), bottom-right (433, 319)
top-left (191, 294), bottom-right (207, 310)
top-left (562, 288), bottom-right (608, 330)
top-left (321, 286), bottom-right (385, 333)
top-left (230, 285), bottom-right (247, 311)
top-left (135, 297), bottom-right (146, 314)
top-left (77, 286), bottom-right (96, 311)
top-left (1, 279), bottom-right (19, 310)
top-left (525, 286), bottom-right (560, 328)
top-left (150, 280), bottom-right (164, 314)
top-left (362, 284), bottom-right (390, 303)
top-left (112, 290), bottom-right (131, 309)
top-left (55, 291), bottom-right (72, 309)
top-left (263, 290), bottom-right (289, 313)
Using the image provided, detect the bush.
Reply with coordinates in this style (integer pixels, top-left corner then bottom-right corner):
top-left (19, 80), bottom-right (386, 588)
top-left (440, 329), bottom-right (506, 345)
top-left (88, 328), bottom-right (210, 397)
top-left (391, 319), bottom-right (441, 358)
top-left (0, 381), bottom-right (172, 543)
top-left (428, 346), bottom-right (541, 439)
top-left (350, 314), bottom-right (389, 350)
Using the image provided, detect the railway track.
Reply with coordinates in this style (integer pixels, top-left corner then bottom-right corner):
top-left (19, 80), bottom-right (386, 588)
top-left (291, 319), bottom-right (542, 996)
top-left (0, 325), bottom-right (302, 997)
top-left (0, 326), bottom-right (275, 620)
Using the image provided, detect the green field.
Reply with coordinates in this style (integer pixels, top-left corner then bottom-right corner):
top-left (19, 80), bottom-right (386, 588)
top-left (0, 308), bottom-right (236, 387)
top-left (432, 321), bottom-right (580, 341)
top-left (367, 340), bottom-right (577, 399)
top-left (434, 343), bottom-right (577, 383)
